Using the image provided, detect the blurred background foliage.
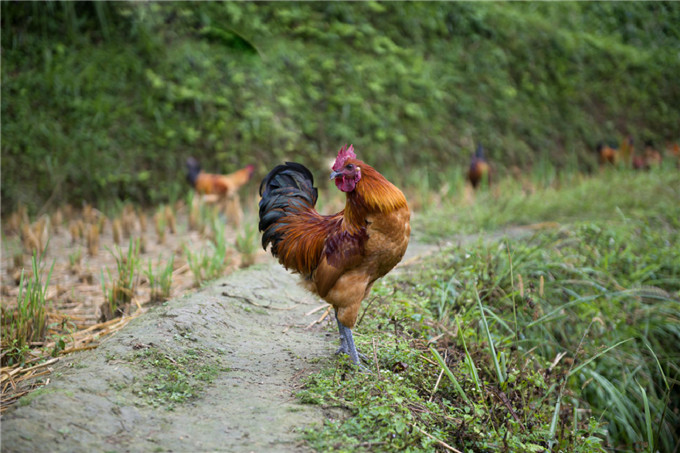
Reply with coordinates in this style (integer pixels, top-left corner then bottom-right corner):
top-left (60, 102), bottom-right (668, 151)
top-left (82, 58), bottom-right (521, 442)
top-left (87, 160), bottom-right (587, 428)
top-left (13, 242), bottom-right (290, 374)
top-left (2, 1), bottom-right (679, 215)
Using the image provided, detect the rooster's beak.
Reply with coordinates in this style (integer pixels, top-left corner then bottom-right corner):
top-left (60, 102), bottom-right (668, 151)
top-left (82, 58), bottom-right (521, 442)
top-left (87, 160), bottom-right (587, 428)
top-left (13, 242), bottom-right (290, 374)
top-left (330, 170), bottom-right (342, 180)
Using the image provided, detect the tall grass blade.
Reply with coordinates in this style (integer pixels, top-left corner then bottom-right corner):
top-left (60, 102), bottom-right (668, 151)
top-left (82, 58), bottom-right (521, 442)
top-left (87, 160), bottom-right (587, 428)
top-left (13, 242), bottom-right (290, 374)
top-left (642, 341), bottom-right (672, 452)
top-left (643, 340), bottom-right (669, 392)
top-left (638, 382), bottom-right (653, 452)
top-left (455, 315), bottom-right (482, 395)
top-left (429, 347), bottom-right (470, 405)
top-left (567, 338), bottom-right (634, 377)
top-left (474, 286), bottom-right (505, 385)
top-left (548, 396), bottom-right (561, 450)
top-left (505, 241), bottom-right (518, 341)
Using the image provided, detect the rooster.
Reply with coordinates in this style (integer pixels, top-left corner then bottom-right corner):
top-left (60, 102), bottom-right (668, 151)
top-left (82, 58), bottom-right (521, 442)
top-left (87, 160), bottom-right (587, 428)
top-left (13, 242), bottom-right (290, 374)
top-left (643, 141), bottom-right (662, 169)
top-left (669, 141), bottom-right (680, 169)
top-left (186, 157), bottom-right (255, 225)
top-left (619, 136), bottom-right (634, 168)
top-left (467, 144), bottom-right (491, 189)
top-left (632, 153), bottom-right (648, 171)
top-left (258, 145), bottom-right (410, 366)
top-left (632, 141), bottom-right (663, 171)
top-left (668, 141), bottom-right (680, 159)
top-left (596, 142), bottom-right (618, 168)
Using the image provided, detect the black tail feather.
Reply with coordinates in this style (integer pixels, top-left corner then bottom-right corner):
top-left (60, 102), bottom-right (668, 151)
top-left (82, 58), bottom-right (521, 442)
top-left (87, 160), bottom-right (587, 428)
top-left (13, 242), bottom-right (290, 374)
top-left (185, 157), bottom-right (202, 186)
top-left (258, 162), bottom-right (318, 251)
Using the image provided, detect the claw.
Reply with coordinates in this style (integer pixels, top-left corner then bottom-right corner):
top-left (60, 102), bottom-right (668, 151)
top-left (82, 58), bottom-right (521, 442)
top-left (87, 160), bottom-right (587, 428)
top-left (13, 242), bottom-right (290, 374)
top-left (334, 343), bottom-right (369, 362)
top-left (334, 338), bottom-right (348, 356)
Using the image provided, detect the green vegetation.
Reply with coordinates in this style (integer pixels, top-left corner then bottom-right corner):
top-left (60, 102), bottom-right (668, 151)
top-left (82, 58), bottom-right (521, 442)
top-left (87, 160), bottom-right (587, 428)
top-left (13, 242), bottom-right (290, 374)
top-left (125, 343), bottom-right (225, 411)
top-left (1, 248), bottom-right (55, 366)
top-left (185, 214), bottom-right (231, 286)
top-left (298, 169), bottom-right (679, 452)
top-left (416, 165), bottom-right (680, 240)
top-left (16, 387), bottom-right (65, 408)
top-left (2, 2), bottom-right (679, 213)
top-left (100, 238), bottom-right (141, 321)
top-left (235, 222), bottom-right (260, 267)
top-left (144, 254), bottom-right (174, 303)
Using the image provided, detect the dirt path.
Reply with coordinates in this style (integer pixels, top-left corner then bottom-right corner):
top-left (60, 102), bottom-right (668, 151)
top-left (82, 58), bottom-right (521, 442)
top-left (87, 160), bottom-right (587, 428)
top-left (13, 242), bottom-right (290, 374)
top-left (1, 227), bottom-right (537, 453)
top-left (1, 259), bottom-right (337, 453)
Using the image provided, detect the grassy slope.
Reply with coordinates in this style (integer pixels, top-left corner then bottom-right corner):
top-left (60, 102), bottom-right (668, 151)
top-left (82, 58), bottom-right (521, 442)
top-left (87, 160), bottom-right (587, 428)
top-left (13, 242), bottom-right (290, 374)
top-left (416, 164), bottom-right (680, 240)
top-left (2, 2), bottom-right (680, 214)
top-left (299, 168), bottom-right (680, 452)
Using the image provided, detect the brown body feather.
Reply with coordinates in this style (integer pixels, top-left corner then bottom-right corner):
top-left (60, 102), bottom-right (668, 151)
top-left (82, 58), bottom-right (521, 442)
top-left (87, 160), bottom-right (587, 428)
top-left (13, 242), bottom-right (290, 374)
top-left (468, 161), bottom-right (490, 188)
top-left (597, 144), bottom-right (618, 167)
top-left (467, 145), bottom-right (491, 189)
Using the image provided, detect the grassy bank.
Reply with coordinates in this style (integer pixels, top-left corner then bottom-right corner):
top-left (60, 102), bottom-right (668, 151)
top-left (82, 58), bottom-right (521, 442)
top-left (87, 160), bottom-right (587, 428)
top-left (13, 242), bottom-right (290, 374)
top-left (3, 2), bottom-right (680, 214)
top-left (416, 163), bottom-right (680, 240)
top-left (298, 169), bottom-right (680, 452)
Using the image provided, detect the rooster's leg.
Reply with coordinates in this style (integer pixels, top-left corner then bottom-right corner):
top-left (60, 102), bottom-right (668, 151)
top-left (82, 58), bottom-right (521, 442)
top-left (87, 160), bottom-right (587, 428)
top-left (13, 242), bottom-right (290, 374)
top-left (334, 310), bottom-right (368, 365)
top-left (334, 309), bottom-right (348, 355)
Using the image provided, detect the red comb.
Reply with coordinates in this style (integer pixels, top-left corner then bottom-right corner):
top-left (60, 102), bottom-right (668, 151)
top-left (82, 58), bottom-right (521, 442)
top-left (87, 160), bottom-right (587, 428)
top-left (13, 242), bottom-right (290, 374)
top-left (332, 144), bottom-right (356, 171)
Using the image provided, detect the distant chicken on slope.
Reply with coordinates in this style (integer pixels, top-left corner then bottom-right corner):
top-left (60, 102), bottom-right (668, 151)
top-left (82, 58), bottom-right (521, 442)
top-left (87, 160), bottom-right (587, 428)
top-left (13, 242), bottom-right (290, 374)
top-left (596, 142), bottom-right (618, 168)
top-left (632, 141), bottom-right (663, 171)
top-left (643, 141), bottom-right (662, 169)
top-left (186, 157), bottom-right (255, 225)
top-left (668, 141), bottom-right (680, 169)
top-left (619, 136), bottom-right (634, 168)
top-left (467, 144), bottom-right (491, 189)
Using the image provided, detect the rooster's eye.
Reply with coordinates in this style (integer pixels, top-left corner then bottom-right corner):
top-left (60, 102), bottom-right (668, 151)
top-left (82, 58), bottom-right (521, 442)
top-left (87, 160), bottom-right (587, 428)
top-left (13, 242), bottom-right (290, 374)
top-left (346, 164), bottom-right (354, 170)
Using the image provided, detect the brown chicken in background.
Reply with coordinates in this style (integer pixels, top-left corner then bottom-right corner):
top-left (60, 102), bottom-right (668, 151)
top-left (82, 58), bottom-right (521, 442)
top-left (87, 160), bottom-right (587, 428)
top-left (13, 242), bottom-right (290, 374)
top-left (619, 136), bottom-right (634, 168)
top-left (596, 142), bottom-right (618, 168)
top-left (186, 157), bottom-right (255, 197)
top-left (632, 153), bottom-right (648, 171)
top-left (467, 144), bottom-right (491, 189)
top-left (186, 157), bottom-right (255, 225)
top-left (668, 142), bottom-right (680, 158)
top-left (632, 141), bottom-right (664, 171)
top-left (668, 141), bottom-right (680, 169)
top-left (643, 141), bottom-right (662, 169)
top-left (258, 145), bottom-right (410, 366)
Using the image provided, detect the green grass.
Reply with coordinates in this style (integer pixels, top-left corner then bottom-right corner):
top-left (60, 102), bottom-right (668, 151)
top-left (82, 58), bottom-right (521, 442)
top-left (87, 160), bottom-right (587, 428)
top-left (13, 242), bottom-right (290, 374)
top-left (1, 247), bottom-right (55, 366)
top-left (144, 253), bottom-right (174, 303)
top-left (126, 343), bottom-right (226, 411)
top-left (297, 169), bottom-right (680, 452)
top-left (235, 221), bottom-right (259, 267)
top-left (100, 238), bottom-right (141, 320)
top-left (184, 214), bottom-right (231, 286)
top-left (416, 167), bottom-right (680, 241)
top-left (17, 387), bottom-right (70, 408)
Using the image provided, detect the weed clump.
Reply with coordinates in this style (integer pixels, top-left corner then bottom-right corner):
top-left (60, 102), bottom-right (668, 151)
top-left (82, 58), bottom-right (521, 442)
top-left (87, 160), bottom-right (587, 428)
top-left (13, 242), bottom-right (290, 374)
top-left (125, 343), bottom-right (225, 410)
top-left (100, 239), bottom-right (141, 322)
top-left (1, 249), bottom-right (55, 366)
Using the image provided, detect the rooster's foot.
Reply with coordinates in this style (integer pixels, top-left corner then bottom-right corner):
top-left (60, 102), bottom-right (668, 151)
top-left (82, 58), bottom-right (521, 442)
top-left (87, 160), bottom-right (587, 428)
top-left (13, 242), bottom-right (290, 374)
top-left (335, 343), bottom-right (369, 363)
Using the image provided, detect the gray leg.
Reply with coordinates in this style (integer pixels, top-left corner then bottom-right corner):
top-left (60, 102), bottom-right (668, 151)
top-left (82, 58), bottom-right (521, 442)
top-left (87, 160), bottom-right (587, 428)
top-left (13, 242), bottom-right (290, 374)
top-left (334, 310), bottom-right (368, 366)
top-left (334, 310), bottom-right (348, 355)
